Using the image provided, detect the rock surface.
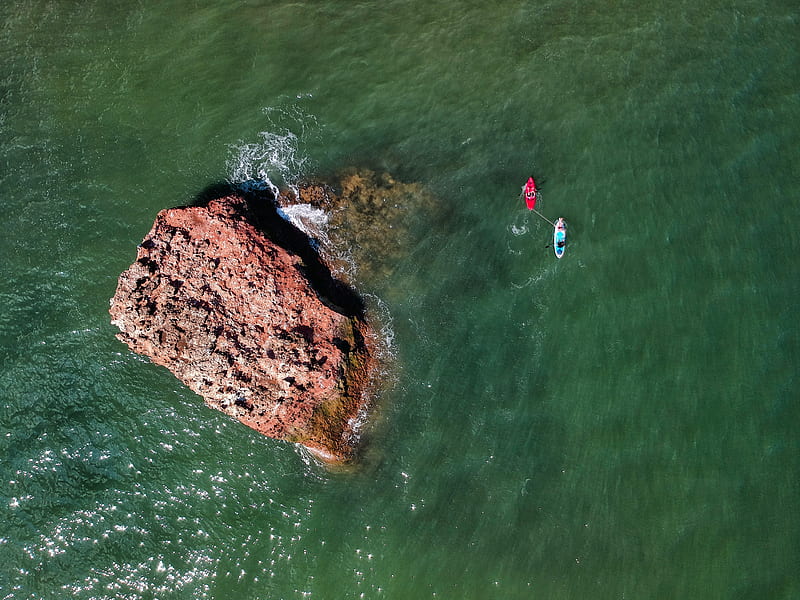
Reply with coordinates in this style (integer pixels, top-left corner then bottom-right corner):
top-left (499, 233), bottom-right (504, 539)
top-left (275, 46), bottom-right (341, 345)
top-left (110, 191), bottom-right (376, 463)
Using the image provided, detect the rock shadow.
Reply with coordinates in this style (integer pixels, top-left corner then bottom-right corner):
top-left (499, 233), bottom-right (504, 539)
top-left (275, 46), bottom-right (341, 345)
top-left (188, 181), bottom-right (366, 319)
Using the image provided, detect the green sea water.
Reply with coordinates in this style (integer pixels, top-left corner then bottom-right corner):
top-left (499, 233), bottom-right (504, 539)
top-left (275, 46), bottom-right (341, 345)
top-left (1, 1), bottom-right (799, 598)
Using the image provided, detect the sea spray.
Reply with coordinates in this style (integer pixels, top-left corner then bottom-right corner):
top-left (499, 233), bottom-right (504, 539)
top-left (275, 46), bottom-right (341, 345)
top-left (277, 203), bottom-right (330, 235)
top-left (225, 109), bottom-right (366, 284)
top-left (227, 104), bottom-right (319, 197)
top-left (276, 203), bottom-right (334, 254)
top-left (227, 127), bottom-right (304, 198)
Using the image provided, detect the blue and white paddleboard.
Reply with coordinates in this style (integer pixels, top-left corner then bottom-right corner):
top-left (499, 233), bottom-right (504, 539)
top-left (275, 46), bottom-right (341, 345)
top-left (554, 218), bottom-right (566, 259)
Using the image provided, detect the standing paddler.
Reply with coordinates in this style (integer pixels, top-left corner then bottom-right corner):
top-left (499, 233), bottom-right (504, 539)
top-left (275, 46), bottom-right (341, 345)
top-left (554, 217), bottom-right (567, 259)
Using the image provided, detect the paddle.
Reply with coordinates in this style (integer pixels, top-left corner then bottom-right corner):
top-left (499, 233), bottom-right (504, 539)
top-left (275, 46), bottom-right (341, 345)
top-left (530, 208), bottom-right (555, 227)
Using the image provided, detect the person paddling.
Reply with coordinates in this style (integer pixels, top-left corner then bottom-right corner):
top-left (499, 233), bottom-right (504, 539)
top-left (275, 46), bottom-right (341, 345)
top-left (523, 177), bottom-right (538, 210)
top-left (521, 176), bottom-right (554, 227)
top-left (554, 217), bottom-right (567, 258)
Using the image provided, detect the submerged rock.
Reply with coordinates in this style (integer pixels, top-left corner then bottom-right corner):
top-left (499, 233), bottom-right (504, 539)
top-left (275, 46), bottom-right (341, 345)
top-left (278, 169), bottom-right (437, 285)
top-left (109, 191), bottom-right (376, 463)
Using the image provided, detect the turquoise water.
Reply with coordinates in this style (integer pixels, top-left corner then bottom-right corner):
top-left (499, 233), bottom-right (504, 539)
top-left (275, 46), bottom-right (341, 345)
top-left (2, 1), bottom-right (799, 598)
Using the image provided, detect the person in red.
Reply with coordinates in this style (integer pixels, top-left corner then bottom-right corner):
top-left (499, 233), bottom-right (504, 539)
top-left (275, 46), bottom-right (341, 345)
top-left (523, 177), bottom-right (537, 210)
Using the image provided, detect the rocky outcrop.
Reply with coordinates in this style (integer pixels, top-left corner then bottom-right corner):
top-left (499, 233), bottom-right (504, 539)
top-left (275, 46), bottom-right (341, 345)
top-left (109, 190), bottom-right (376, 463)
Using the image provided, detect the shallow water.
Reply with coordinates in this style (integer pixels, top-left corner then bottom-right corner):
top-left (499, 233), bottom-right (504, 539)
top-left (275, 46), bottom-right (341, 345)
top-left (1, 1), bottom-right (798, 598)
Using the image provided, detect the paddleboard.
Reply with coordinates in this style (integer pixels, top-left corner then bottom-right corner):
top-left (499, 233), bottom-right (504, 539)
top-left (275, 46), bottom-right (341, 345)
top-left (554, 217), bottom-right (566, 258)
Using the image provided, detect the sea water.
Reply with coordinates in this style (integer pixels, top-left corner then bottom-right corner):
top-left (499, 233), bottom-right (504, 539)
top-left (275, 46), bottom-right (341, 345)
top-left (1, 1), bottom-right (798, 598)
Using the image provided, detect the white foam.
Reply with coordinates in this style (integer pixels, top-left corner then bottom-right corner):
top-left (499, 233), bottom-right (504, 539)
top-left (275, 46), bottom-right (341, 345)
top-left (278, 203), bottom-right (329, 232)
top-left (365, 293), bottom-right (396, 360)
top-left (510, 224), bottom-right (528, 236)
top-left (226, 104), bottom-right (319, 197)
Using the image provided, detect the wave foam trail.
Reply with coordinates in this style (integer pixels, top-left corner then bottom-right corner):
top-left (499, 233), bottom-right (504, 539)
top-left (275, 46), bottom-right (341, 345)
top-left (227, 105), bottom-right (319, 197)
top-left (366, 293), bottom-right (396, 361)
top-left (278, 203), bottom-right (329, 230)
top-left (277, 204), bottom-right (331, 246)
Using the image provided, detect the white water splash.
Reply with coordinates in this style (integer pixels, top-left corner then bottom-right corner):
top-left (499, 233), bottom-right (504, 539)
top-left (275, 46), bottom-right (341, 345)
top-left (227, 129), bottom-right (303, 198)
top-left (227, 105), bottom-right (319, 197)
top-left (276, 203), bottom-right (332, 251)
top-left (226, 107), bottom-right (368, 284)
top-left (278, 203), bottom-right (329, 232)
top-left (365, 293), bottom-right (396, 362)
top-left (509, 211), bottom-right (530, 237)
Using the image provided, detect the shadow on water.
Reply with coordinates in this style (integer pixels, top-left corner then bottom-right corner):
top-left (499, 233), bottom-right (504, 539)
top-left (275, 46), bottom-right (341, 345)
top-left (187, 180), bottom-right (366, 319)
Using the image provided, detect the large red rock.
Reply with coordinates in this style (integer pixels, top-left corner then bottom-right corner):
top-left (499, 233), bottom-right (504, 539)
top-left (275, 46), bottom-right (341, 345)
top-left (109, 192), bottom-right (376, 463)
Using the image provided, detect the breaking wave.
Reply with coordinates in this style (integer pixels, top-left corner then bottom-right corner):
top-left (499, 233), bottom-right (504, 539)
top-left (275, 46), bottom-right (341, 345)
top-left (277, 203), bottom-right (329, 238)
top-left (227, 104), bottom-right (319, 198)
top-left (226, 105), bottom-right (364, 284)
